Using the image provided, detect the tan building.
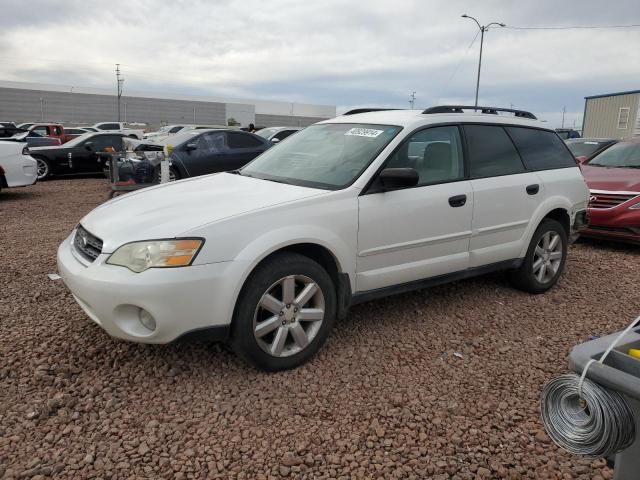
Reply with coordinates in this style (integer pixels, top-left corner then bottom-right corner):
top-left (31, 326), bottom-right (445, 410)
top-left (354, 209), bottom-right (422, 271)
top-left (583, 90), bottom-right (640, 139)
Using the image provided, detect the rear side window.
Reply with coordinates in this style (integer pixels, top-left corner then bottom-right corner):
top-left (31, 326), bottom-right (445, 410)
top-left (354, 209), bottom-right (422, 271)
top-left (506, 127), bottom-right (576, 170)
top-left (228, 132), bottom-right (264, 149)
top-left (98, 123), bottom-right (120, 130)
top-left (464, 125), bottom-right (525, 178)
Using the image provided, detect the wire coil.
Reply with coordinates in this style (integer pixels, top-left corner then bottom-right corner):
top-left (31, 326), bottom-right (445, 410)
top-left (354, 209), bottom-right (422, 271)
top-left (541, 373), bottom-right (635, 457)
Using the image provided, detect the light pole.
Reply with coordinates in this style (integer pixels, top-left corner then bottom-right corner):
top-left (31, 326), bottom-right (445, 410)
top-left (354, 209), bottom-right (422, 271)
top-left (409, 91), bottom-right (416, 109)
top-left (461, 14), bottom-right (505, 107)
top-left (39, 97), bottom-right (44, 121)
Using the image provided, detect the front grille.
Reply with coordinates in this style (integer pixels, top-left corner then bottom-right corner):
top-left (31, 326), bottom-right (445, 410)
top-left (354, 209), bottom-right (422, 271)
top-left (589, 191), bottom-right (639, 209)
top-left (73, 225), bottom-right (103, 262)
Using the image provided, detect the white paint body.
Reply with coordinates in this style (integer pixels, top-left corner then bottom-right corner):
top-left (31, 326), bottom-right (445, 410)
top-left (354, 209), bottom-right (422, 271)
top-left (92, 122), bottom-right (145, 140)
top-left (0, 141), bottom-right (37, 189)
top-left (57, 110), bottom-right (589, 343)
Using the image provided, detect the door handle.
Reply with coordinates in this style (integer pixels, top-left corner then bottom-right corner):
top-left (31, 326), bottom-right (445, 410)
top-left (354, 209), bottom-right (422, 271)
top-left (448, 194), bottom-right (467, 208)
top-left (526, 184), bottom-right (540, 195)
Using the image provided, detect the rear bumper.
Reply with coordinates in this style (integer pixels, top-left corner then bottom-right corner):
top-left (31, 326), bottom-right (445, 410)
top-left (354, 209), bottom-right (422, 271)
top-left (570, 209), bottom-right (588, 243)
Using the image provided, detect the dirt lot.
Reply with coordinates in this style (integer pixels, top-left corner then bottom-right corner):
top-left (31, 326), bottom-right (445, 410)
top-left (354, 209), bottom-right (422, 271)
top-left (1, 178), bottom-right (639, 479)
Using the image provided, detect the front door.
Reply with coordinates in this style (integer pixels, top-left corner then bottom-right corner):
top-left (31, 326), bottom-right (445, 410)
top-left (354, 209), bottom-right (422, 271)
top-left (356, 125), bottom-right (473, 292)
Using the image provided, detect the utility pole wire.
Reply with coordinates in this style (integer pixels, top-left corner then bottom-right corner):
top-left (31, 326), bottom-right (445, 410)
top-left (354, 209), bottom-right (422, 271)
top-left (506, 24), bottom-right (640, 30)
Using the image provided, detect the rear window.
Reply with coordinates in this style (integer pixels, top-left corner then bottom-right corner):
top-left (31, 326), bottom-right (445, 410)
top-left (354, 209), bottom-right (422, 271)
top-left (565, 140), bottom-right (610, 158)
top-left (464, 125), bottom-right (525, 178)
top-left (227, 132), bottom-right (264, 148)
top-left (506, 127), bottom-right (576, 170)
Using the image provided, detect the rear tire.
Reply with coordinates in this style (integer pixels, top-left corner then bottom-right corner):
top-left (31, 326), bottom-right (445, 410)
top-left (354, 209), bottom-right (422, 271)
top-left (509, 218), bottom-right (568, 294)
top-left (35, 157), bottom-right (51, 180)
top-left (230, 252), bottom-right (336, 371)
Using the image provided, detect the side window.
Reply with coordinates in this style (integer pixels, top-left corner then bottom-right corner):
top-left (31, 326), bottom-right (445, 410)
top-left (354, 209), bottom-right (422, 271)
top-left (53, 126), bottom-right (62, 136)
top-left (32, 126), bottom-right (48, 136)
top-left (273, 130), bottom-right (296, 141)
top-left (386, 126), bottom-right (464, 186)
top-left (91, 135), bottom-right (122, 152)
top-left (506, 127), bottom-right (577, 170)
top-left (169, 126), bottom-right (183, 133)
top-left (98, 123), bottom-right (120, 131)
top-left (197, 132), bottom-right (225, 153)
top-left (464, 125), bottom-right (524, 178)
top-left (228, 132), bottom-right (264, 149)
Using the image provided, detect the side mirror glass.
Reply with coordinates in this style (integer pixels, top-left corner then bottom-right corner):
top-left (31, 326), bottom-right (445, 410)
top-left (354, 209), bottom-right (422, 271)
top-left (379, 168), bottom-right (419, 190)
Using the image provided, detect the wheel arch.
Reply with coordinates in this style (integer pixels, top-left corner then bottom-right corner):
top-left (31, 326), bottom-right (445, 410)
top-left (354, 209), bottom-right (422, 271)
top-left (519, 197), bottom-right (573, 257)
top-left (231, 240), bottom-right (353, 325)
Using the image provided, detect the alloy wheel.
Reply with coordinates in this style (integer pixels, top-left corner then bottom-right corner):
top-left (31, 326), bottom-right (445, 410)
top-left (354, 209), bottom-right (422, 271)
top-left (532, 231), bottom-right (563, 283)
top-left (253, 274), bottom-right (325, 357)
top-left (36, 159), bottom-right (49, 179)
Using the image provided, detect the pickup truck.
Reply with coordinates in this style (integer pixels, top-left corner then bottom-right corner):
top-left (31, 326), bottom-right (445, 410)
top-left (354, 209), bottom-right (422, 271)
top-left (92, 122), bottom-right (146, 139)
top-left (29, 123), bottom-right (72, 144)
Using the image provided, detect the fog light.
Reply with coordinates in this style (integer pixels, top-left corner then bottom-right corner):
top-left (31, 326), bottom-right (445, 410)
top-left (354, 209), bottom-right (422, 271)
top-left (138, 308), bottom-right (156, 332)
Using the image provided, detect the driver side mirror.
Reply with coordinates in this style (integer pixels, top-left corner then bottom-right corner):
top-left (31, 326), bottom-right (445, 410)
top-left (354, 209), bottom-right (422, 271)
top-left (184, 143), bottom-right (198, 152)
top-left (379, 168), bottom-right (419, 191)
top-left (271, 137), bottom-right (280, 144)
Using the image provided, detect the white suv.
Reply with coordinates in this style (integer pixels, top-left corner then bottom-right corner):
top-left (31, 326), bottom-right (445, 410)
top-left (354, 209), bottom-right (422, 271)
top-left (57, 106), bottom-right (589, 370)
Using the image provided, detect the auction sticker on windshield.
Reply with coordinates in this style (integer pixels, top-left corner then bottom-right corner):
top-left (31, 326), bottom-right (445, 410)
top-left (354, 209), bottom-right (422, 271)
top-left (344, 128), bottom-right (384, 138)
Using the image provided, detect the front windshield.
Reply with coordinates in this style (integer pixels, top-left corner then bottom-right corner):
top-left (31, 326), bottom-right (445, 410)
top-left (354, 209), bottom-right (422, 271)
top-left (588, 142), bottom-right (640, 168)
top-left (566, 140), bottom-right (608, 158)
top-left (61, 132), bottom-right (94, 148)
top-left (255, 127), bottom-right (279, 139)
top-left (241, 123), bottom-right (402, 190)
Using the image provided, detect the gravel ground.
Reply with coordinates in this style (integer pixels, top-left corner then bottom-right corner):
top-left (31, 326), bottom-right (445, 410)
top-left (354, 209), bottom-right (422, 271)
top-left (1, 177), bottom-right (639, 479)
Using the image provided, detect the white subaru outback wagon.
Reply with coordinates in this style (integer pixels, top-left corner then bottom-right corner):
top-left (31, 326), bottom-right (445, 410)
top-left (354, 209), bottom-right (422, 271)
top-left (58, 106), bottom-right (589, 370)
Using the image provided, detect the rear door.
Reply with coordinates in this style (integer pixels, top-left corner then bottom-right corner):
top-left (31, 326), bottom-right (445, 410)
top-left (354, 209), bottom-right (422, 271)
top-left (463, 124), bottom-right (540, 267)
top-left (226, 132), bottom-right (269, 169)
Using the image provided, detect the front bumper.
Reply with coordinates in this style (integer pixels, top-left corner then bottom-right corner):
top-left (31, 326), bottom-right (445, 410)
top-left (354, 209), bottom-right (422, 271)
top-left (57, 233), bottom-right (246, 343)
top-left (583, 206), bottom-right (640, 244)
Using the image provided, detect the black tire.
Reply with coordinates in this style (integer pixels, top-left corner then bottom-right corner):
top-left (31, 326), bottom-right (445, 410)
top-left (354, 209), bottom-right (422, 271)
top-left (509, 218), bottom-right (568, 294)
top-left (230, 252), bottom-right (336, 371)
top-left (34, 157), bottom-right (51, 180)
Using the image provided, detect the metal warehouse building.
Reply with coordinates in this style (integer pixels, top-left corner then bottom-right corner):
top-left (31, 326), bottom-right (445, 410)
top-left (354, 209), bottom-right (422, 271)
top-left (0, 80), bottom-right (336, 129)
top-left (583, 90), bottom-right (640, 139)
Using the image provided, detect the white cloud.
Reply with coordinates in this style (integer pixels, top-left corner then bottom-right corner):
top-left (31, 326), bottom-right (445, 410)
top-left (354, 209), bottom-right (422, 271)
top-left (0, 0), bottom-right (639, 127)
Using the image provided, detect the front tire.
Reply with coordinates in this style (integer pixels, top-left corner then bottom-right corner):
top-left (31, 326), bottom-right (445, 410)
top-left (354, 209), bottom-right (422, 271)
top-left (509, 219), bottom-right (568, 294)
top-left (231, 252), bottom-right (336, 371)
top-left (35, 157), bottom-right (51, 180)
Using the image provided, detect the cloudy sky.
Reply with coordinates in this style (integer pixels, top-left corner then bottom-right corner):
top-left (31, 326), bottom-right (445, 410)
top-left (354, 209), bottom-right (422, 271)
top-left (1, 0), bottom-right (639, 127)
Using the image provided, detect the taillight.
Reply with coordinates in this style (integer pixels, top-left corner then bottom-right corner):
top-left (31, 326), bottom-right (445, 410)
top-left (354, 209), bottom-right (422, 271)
top-left (22, 145), bottom-right (30, 155)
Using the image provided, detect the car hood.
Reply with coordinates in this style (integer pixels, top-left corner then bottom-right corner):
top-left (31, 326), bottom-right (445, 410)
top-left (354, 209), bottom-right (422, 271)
top-left (580, 164), bottom-right (640, 192)
top-left (80, 173), bottom-right (328, 253)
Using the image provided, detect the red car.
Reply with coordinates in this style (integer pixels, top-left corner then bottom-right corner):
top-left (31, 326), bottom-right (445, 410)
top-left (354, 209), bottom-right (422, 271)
top-left (580, 139), bottom-right (640, 243)
top-left (565, 138), bottom-right (617, 164)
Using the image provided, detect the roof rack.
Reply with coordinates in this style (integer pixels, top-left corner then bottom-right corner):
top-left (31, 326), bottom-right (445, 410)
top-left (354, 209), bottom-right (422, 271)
top-left (343, 108), bottom-right (403, 115)
top-left (422, 105), bottom-right (537, 120)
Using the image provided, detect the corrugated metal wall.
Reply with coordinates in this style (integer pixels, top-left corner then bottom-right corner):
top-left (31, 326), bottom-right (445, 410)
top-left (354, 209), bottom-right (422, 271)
top-left (0, 87), bottom-right (228, 127)
top-left (255, 113), bottom-right (329, 128)
top-left (583, 93), bottom-right (640, 139)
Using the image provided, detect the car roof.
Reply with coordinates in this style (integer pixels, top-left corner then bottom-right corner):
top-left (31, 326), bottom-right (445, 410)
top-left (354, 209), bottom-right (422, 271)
top-left (321, 109), bottom-right (549, 131)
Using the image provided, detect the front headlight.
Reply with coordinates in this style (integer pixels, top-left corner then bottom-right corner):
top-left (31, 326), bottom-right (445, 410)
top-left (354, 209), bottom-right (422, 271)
top-left (106, 238), bottom-right (204, 273)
